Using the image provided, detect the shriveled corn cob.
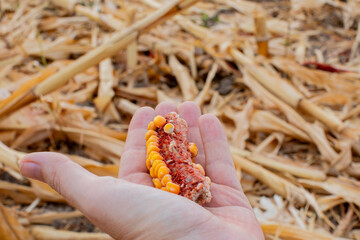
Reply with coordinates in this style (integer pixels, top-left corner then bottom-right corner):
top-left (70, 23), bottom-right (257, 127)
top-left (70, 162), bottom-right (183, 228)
top-left (145, 112), bottom-right (212, 205)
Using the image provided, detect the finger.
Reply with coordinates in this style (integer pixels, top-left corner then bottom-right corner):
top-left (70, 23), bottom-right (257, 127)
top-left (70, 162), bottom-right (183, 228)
top-left (199, 114), bottom-right (241, 190)
top-left (155, 101), bottom-right (177, 116)
top-left (204, 183), bottom-right (251, 209)
top-left (119, 107), bottom-right (155, 178)
top-left (121, 172), bottom-right (153, 187)
top-left (19, 152), bottom-right (98, 211)
top-left (19, 152), bottom-right (214, 240)
top-left (178, 101), bottom-right (206, 167)
top-left (18, 152), bottom-right (151, 239)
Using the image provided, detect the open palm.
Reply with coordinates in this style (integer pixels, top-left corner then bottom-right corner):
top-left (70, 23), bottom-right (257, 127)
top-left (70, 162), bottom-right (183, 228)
top-left (20, 102), bottom-right (264, 240)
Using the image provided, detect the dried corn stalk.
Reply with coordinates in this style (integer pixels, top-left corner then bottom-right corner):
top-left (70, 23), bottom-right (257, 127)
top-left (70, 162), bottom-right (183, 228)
top-left (0, 0), bottom-right (360, 239)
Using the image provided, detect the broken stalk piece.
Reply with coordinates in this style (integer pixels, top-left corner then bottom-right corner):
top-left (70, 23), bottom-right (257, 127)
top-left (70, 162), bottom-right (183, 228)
top-left (254, 12), bottom-right (269, 57)
top-left (0, 0), bottom-right (201, 118)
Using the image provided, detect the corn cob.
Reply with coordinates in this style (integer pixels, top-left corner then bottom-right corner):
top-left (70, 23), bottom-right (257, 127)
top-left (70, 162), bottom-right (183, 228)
top-left (146, 112), bottom-right (212, 205)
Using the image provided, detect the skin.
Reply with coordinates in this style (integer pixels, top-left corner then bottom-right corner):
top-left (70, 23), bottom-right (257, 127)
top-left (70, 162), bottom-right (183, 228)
top-left (19, 101), bottom-right (264, 240)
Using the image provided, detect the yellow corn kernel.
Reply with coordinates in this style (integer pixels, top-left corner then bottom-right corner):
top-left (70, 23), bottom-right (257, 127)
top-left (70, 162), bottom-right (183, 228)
top-left (145, 130), bottom-right (157, 141)
top-left (147, 151), bottom-right (156, 159)
top-left (147, 140), bottom-right (158, 146)
top-left (161, 187), bottom-right (168, 191)
top-left (166, 182), bottom-right (180, 194)
top-left (154, 162), bottom-right (166, 177)
top-left (147, 141), bottom-right (159, 151)
top-left (152, 160), bottom-right (164, 171)
top-left (150, 167), bottom-right (155, 178)
top-left (206, 176), bottom-right (211, 186)
top-left (158, 166), bottom-right (170, 180)
top-left (189, 142), bottom-right (198, 157)
top-left (147, 144), bottom-right (160, 155)
top-left (147, 141), bottom-right (159, 148)
top-left (152, 178), bottom-right (162, 189)
top-left (163, 123), bottom-right (174, 134)
top-left (146, 135), bottom-right (159, 148)
top-left (151, 152), bottom-right (163, 164)
top-left (148, 151), bottom-right (162, 163)
top-left (146, 157), bottom-right (152, 170)
top-left (161, 174), bottom-right (172, 186)
top-left (153, 115), bottom-right (166, 128)
top-left (148, 121), bottom-right (156, 130)
top-left (195, 164), bottom-right (205, 176)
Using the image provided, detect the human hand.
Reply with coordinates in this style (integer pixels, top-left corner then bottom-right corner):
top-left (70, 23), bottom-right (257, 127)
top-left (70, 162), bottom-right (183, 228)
top-left (19, 101), bottom-right (264, 240)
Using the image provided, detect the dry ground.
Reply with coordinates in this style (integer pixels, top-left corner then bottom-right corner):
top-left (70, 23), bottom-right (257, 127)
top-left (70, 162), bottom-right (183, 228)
top-left (0, 0), bottom-right (360, 239)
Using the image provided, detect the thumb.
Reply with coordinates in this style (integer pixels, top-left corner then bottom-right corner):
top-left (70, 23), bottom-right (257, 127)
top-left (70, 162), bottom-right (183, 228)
top-left (19, 152), bottom-right (97, 210)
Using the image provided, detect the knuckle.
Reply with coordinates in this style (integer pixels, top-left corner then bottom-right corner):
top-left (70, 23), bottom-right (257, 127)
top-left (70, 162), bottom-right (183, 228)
top-left (48, 166), bottom-right (62, 194)
top-left (82, 176), bottom-right (118, 213)
top-left (45, 157), bottom-right (69, 195)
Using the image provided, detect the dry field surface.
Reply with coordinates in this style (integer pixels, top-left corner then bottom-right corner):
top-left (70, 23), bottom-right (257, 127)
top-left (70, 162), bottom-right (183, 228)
top-left (0, 0), bottom-right (360, 239)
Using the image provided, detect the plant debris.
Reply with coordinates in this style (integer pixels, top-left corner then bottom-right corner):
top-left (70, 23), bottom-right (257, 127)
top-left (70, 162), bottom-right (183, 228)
top-left (0, 0), bottom-right (360, 239)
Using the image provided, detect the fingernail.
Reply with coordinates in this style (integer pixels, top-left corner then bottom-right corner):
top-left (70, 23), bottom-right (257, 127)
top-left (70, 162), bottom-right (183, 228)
top-left (19, 161), bottom-right (43, 181)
